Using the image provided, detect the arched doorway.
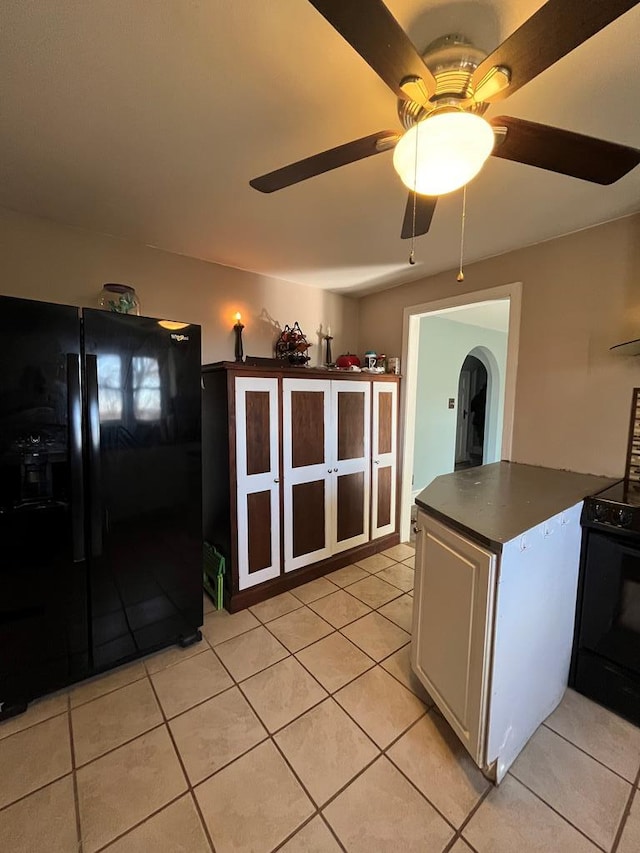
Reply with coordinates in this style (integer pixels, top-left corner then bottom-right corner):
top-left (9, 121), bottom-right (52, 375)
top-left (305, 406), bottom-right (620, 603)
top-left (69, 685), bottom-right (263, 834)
top-left (455, 354), bottom-right (488, 470)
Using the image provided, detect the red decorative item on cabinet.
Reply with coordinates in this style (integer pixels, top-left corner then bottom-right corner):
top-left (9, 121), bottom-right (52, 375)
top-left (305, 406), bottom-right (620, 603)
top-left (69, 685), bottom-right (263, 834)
top-left (335, 352), bottom-right (361, 369)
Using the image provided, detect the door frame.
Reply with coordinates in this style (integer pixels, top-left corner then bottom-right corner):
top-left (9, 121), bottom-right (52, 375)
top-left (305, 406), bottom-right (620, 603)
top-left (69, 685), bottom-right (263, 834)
top-left (399, 282), bottom-right (522, 542)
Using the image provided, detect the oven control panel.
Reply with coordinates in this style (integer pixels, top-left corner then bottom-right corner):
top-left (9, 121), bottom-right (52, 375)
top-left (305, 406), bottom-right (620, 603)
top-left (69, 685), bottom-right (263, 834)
top-left (583, 501), bottom-right (639, 532)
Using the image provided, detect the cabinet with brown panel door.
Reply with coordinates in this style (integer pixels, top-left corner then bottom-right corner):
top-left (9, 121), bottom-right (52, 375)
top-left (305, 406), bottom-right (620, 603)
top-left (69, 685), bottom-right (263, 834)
top-left (202, 363), bottom-right (400, 612)
top-left (371, 380), bottom-right (398, 539)
top-left (282, 378), bottom-right (371, 573)
top-left (234, 377), bottom-right (281, 589)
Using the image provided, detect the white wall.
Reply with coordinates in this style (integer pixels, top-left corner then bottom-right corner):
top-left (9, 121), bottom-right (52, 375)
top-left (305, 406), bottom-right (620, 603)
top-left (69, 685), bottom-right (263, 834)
top-left (4, 204), bottom-right (640, 481)
top-left (413, 317), bottom-right (507, 492)
top-left (0, 206), bottom-right (359, 365)
top-left (358, 213), bottom-right (640, 479)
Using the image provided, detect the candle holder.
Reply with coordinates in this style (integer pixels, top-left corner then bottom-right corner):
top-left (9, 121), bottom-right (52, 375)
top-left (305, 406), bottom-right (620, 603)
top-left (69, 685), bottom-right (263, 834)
top-left (325, 334), bottom-right (334, 366)
top-left (233, 314), bottom-right (245, 362)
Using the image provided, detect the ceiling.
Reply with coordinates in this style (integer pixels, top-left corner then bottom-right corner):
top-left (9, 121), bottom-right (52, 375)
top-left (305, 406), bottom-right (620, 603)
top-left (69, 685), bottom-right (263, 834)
top-left (1, 1), bottom-right (639, 295)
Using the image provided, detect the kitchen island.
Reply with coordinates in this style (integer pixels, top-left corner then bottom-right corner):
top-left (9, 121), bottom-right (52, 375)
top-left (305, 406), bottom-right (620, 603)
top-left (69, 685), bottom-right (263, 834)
top-left (414, 461), bottom-right (616, 551)
top-left (411, 462), bottom-right (616, 783)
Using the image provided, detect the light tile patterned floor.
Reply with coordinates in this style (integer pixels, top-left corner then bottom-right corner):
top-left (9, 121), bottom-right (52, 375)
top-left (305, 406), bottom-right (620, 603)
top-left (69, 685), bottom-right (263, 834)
top-left (1, 544), bottom-right (640, 852)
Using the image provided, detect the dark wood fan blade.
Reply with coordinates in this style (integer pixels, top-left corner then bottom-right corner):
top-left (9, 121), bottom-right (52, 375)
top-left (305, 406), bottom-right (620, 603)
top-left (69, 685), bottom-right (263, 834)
top-left (249, 130), bottom-right (399, 193)
top-left (490, 116), bottom-right (640, 185)
top-left (472, 0), bottom-right (640, 102)
top-left (401, 192), bottom-right (437, 239)
top-left (308, 0), bottom-right (437, 100)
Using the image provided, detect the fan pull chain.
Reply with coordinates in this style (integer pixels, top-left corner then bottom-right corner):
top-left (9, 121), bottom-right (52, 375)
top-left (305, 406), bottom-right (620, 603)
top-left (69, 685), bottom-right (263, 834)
top-left (409, 189), bottom-right (417, 265)
top-left (457, 184), bottom-right (467, 282)
top-left (409, 121), bottom-right (420, 265)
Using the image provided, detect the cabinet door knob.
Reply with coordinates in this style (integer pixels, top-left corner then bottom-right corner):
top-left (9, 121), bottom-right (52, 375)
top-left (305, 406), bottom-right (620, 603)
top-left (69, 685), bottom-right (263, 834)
top-left (327, 469), bottom-right (332, 474)
top-left (412, 524), bottom-right (422, 535)
top-left (333, 467), bottom-right (338, 473)
top-left (274, 478), bottom-right (280, 484)
top-left (373, 460), bottom-right (379, 465)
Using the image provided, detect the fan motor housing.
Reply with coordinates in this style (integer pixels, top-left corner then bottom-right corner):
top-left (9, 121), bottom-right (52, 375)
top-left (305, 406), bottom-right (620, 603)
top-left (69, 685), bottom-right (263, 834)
top-left (398, 34), bottom-right (489, 130)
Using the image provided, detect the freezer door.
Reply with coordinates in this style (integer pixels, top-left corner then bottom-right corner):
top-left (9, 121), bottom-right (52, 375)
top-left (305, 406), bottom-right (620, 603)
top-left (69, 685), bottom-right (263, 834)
top-left (0, 296), bottom-right (88, 710)
top-left (83, 311), bottom-right (202, 670)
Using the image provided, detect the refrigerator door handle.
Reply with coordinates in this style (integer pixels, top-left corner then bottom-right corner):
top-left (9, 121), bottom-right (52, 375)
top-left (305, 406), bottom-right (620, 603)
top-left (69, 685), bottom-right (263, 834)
top-left (67, 353), bottom-right (85, 563)
top-left (85, 353), bottom-right (103, 558)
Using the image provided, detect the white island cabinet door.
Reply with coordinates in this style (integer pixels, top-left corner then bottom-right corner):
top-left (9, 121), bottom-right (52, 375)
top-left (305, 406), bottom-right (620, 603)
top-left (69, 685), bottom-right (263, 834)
top-left (411, 510), bottom-right (497, 766)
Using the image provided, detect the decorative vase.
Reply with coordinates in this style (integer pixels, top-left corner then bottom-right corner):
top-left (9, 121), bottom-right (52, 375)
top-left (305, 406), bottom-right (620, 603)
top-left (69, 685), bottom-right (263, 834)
top-left (98, 283), bottom-right (141, 315)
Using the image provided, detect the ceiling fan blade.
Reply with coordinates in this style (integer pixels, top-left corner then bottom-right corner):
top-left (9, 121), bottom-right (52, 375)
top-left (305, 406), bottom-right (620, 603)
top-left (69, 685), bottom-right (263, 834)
top-left (250, 130), bottom-right (399, 193)
top-left (308, 0), bottom-right (437, 102)
top-left (490, 116), bottom-right (640, 184)
top-left (471, 0), bottom-right (640, 102)
top-left (401, 192), bottom-right (437, 239)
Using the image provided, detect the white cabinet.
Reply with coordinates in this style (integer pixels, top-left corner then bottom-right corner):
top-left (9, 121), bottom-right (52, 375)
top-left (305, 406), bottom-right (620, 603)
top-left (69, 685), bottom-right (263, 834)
top-left (235, 377), bottom-right (281, 589)
top-left (282, 378), bottom-right (371, 572)
top-left (202, 363), bottom-right (400, 610)
top-left (411, 501), bottom-right (583, 782)
top-left (371, 380), bottom-right (398, 539)
top-left (331, 380), bottom-right (371, 554)
top-left (411, 512), bottom-right (497, 764)
top-left (282, 378), bottom-right (332, 572)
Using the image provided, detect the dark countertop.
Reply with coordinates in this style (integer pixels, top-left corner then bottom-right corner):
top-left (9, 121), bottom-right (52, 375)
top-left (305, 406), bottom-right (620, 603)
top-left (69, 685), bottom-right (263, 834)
top-left (415, 462), bottom-right (618, 552)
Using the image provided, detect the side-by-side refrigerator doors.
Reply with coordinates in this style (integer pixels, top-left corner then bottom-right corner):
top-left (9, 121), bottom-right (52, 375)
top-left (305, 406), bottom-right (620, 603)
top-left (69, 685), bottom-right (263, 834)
top-left (82, 311), bottom-right (202, 671)
top-left (0, 296), bottom-right (88, 711)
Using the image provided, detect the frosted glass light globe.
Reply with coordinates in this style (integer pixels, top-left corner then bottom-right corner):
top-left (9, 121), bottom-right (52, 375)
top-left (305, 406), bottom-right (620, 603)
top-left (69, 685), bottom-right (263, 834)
top-left (393, 112), bottom-right (495, 196)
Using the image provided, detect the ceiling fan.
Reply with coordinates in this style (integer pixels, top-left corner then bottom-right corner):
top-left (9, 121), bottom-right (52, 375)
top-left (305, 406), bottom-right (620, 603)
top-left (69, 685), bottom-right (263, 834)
top-left (249, 0), bottom-right (640, 240)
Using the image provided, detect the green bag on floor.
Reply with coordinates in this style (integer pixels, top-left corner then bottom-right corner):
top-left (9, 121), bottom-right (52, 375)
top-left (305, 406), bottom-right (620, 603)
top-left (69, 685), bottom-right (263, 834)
top-left (203, 542), bottom-right (225, 611)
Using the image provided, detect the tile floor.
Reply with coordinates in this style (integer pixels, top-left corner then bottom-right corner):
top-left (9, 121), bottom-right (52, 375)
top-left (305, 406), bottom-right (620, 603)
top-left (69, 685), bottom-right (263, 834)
top-left (1, 543), bottom-right (640, 852)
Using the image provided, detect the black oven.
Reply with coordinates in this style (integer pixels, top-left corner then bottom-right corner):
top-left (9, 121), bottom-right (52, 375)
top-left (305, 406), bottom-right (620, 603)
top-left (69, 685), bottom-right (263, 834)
top-left (571, 483), bottom-right (640, 725)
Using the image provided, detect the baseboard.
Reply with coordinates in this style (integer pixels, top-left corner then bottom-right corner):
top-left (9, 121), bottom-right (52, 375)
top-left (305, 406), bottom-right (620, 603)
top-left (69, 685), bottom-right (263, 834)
top-left (226, 531), bottom-right (401, 612)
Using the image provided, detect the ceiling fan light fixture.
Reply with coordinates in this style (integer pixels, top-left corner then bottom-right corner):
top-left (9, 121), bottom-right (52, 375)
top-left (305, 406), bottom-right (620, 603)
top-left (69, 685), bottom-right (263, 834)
top-left (393, 111), bottom-right (495, 196)
top-left (469, 65), bottom-right (511, 103)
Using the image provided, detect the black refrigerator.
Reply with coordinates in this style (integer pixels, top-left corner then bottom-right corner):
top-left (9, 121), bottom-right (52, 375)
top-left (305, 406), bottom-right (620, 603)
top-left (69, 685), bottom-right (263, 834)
top-left (0, 295), bottom-right (202, 718)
